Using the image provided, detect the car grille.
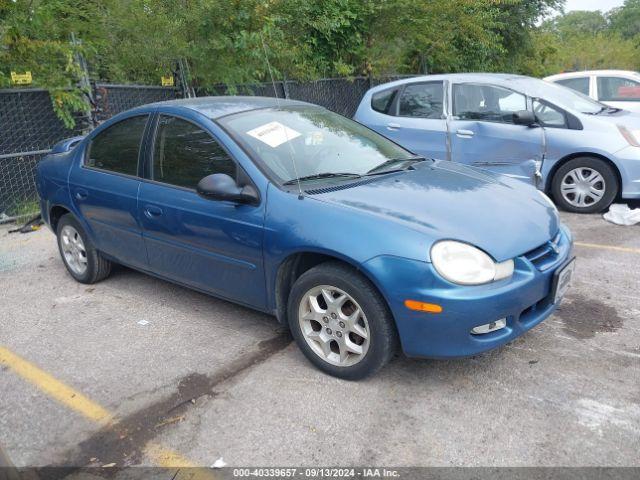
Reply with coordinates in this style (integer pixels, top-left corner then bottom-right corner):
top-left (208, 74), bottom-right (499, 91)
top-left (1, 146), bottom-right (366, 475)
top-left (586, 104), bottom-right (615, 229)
top-left (524, 231), bottom-right (562, 271)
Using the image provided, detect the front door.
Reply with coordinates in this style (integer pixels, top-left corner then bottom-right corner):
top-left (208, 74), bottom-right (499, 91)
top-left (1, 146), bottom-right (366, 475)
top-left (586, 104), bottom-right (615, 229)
top-left (449, 83), bottom-right (543, 184)
top-left (138, 114), bottom-right (267, 308)
top-left (68, 114), bottom-right (149, 269)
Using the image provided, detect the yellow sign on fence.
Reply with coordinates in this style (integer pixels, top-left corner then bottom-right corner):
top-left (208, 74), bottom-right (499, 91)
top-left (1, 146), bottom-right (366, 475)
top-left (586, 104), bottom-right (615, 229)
top-left (161, 75), bottom-right (174, 87)
top-left (11, 71), bottom-right (32, 85)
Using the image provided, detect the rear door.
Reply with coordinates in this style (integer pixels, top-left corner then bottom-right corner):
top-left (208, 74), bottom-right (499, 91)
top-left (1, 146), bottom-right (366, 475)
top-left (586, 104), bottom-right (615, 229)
top-left (449, 82), bottom-right (543, 184)
top-left (138, 113), bottom-right (267, 308)
top-left (68, 114), bottom-right (150, 269)
top-left (359, 81), bottom-right (448, 160)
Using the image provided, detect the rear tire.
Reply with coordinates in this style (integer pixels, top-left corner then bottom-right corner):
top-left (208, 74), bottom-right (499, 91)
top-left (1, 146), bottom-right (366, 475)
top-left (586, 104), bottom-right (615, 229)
top-left (56, 214), bottom-right (111, 284)
top-left (551, 157), bottom-right (618, 213)
top-left (287, 262), bottom-right (398, 380)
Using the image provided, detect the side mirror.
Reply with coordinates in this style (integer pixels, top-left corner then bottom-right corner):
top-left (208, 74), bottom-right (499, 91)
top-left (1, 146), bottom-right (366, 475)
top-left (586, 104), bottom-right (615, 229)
top-left (513, 110), bottom-right (537, 127)
top-left (196, 174), bottom-right (259, 205)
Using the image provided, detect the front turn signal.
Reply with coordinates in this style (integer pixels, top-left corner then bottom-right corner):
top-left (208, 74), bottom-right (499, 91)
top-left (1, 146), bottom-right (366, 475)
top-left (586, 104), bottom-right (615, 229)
top-left (404, 300), bottom-right (443, 313)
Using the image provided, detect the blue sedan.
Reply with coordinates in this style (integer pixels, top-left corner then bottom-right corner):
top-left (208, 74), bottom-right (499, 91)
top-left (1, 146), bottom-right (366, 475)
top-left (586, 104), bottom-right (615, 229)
top-left (36, 97), bottom-right (575, 379)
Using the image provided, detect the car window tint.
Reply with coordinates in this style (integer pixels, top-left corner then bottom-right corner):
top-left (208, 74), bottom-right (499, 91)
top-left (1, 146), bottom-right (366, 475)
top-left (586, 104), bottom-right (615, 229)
top-left (87, 115), bottom-right (147, 175)
top-left (398, 82), bottom-right (444, 119)
top-left (152, 115), bottom-right (236, 188)
top-left (453, 84), bottom-right (526, 124)
top-left (533, 100), bottom-right (566, 128)
top-left (555, 77), bottom-right (589, 96)
top-left (597, 76), bottom-right (640, 101)
top-left (371, 89), bottom-right (397, 114)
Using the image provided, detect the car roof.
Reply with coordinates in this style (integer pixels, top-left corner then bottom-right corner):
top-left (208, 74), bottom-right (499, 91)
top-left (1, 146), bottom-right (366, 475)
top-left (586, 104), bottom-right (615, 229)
top-left (144, 95), bottom-right (314, 119)
top-left (545, 70), bottom-right (640, 80)
top-left (368, 73), bottom-right (534, 92)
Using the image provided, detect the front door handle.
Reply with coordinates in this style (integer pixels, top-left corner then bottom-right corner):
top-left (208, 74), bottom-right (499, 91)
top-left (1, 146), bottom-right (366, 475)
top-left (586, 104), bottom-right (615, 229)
top-left (75, 189), bottom-right (88, 200)
top-left (456, 129), bottom-right (475, 138)
top-left (144, 205), bottom-right (163, 219)
top-left (386, 122), bottom-right (401, 131)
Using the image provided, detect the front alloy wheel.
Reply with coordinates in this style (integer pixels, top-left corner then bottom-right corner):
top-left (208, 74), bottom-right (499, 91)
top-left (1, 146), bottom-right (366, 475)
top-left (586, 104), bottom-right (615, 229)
top-left (298, 285), bottom-right (370, 367)
top-left (288, 262), bottom-right (398, 380)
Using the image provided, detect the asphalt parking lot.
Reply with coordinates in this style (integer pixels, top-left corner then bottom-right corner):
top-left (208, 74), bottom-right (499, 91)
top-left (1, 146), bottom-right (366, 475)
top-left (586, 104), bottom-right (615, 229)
top-left (1, 210), bottom-right (639, 469)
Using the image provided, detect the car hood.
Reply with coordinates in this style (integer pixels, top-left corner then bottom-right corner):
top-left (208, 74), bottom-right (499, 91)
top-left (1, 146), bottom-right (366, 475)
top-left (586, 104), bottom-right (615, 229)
top-left (309, 161), bottom-right (559, 262)
top-left (586, 109), bottom-right (640, 129)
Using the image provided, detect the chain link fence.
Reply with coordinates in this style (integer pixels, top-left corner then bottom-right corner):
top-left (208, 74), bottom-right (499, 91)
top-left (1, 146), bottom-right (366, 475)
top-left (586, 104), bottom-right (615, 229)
top-left (0, 75), bottom-right (413, 225)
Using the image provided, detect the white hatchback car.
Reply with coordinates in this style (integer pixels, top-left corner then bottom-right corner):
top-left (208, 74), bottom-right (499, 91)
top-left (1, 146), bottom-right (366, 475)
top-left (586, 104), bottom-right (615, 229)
top-left (545, 70), bottom-right (640, 113)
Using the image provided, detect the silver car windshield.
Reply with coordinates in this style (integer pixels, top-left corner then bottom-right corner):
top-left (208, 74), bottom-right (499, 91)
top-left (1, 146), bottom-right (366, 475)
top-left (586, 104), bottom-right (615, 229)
top-left (516, 78), bottom-right (605, 114)
top-left (219, 106), bottom-right (416, 184)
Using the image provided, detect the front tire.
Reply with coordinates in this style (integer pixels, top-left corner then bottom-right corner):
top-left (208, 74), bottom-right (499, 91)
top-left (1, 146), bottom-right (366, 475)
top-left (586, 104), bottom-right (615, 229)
top-left (551, 157), bottom-right (618, 213)
top-left (287, 262), bottom-right (398, 380)
top-left (56, 214), bottom-right (112, 284)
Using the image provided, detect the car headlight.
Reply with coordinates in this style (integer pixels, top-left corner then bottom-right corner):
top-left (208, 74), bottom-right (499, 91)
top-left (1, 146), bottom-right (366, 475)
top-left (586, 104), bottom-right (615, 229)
top-left (431, 241), bottom-right (514, 285)
top-left (537, 189), bottom-right (557, 211)
top-left (617, 124), bottom-right (640, 147)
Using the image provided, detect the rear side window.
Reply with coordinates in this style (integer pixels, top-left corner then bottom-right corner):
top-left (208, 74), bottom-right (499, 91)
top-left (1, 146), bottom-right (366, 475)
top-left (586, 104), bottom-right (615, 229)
top-left (371, 89), bottom-right (397, 114)
top-left (597, 76), bottom-right (640, 102)
top-left (86, 115), bottom-right (148, 175)
top-left (152, 115), bottom-right (236, 189)
top-left (555, 77), bottom-right (589, 96)
top-left (453, 84), bottom-right (526, 124)
top-left (398, 82), bottom-right (444, 119)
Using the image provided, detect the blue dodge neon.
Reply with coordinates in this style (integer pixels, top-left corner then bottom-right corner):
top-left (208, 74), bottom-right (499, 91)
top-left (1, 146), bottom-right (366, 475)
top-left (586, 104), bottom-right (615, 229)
top-left (36, 96), bottom-right (575, 379)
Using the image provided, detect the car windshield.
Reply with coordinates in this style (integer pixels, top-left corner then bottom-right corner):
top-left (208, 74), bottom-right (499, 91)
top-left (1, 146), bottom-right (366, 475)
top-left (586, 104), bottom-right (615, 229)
top-left (515, 77), bottom-right (606, 114)
top-left (219, 106), bottom-right (416, 184)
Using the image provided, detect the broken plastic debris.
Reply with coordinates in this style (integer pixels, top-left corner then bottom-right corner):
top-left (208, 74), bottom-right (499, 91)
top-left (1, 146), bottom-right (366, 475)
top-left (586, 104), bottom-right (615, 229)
top-left (603, 203), bottom-right (640, 226)
top-left (210, 457), bottom-right (227, 469)
top-left (137, 320), bottom-right (150, 326)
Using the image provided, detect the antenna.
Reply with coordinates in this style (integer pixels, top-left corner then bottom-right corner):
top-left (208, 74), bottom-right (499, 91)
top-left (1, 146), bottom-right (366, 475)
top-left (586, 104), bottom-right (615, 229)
top-left (260, 33), bottom-right (303, 199)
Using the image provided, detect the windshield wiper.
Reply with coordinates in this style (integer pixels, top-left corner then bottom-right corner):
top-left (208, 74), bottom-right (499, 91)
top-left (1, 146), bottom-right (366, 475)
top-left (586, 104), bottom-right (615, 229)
top-left (282, 172), bottom-right (362, 185)
top-left (366, 156), bottom-right (426, 175)
top-left (585, 106), bottom-right (608, 115)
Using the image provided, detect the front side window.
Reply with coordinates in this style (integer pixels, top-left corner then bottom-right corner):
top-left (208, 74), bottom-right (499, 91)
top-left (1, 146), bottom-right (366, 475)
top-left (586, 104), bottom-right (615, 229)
top-left (152, 115), bottom-right (237, 189)
top-left (453, 84), bottom-right (526, 123)
top-left (398, 82), bottom-right (444, 119)
top-left (533, 100), bottom-right (567, 128)
top-left (555, 77), bottom-right (590, 96)
top-left (219, 106), bottom-right (415, 184)
top-left (597, 76), bottom-right (640, 102)
top-left (371, 88), bottom-right (398, 114)
top-left (87, 115), bottom-right (148, 175)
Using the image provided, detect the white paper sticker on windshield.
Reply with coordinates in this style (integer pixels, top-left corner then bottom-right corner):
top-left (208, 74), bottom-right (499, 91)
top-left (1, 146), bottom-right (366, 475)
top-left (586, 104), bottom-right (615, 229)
top-left (246, 121), bottom-right (301, 148)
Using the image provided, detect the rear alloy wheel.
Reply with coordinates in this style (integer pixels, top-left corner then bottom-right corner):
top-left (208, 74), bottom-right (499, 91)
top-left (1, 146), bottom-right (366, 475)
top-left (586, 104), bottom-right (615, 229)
top-left (56, 214), bottom-right (112, 284)
top-left (551, 157), bottom-right (618, 213)
top-left (288, 262), bottom-right (398, 380)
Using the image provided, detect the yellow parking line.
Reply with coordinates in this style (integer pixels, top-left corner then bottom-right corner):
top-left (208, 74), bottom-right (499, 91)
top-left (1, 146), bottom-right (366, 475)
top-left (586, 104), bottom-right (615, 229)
top-left (0, 346), bottom-right (215, 475)
top-left (575, 241), bottom-right (640, 254)
top-left (0, 347), bottom-right (111, 424)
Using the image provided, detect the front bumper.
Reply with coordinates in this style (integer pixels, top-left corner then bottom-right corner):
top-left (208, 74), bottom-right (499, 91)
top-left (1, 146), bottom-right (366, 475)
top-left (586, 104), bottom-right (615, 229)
top-left (612, 146), bottom-right (640, 199)
top-left (363, 225), bottom-right (574, 358)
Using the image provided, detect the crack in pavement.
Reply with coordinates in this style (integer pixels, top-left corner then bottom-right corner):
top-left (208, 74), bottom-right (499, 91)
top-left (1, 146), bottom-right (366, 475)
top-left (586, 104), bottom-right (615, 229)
top-left (48, 333), bottom-right (292, 469)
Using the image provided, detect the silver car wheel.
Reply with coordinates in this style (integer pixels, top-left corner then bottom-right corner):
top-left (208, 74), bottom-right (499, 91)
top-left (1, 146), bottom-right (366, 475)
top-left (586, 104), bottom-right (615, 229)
top-left (298, 285), bottom-right (370, 367)
top-left (60, 225), bottom-right (88, 275)
top-left (560, 167), bottom-right (606, 208)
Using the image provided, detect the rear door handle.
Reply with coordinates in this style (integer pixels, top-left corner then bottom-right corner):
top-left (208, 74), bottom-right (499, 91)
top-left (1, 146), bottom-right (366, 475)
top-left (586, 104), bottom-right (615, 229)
top-left (75, 189), bottom-right (88, 200)
top-left (144, 205), bottom-right (163, 218)
top-left (386, 122), bottom-right (401, 131)
top-left (456, 129), bottom-right (475, 138)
